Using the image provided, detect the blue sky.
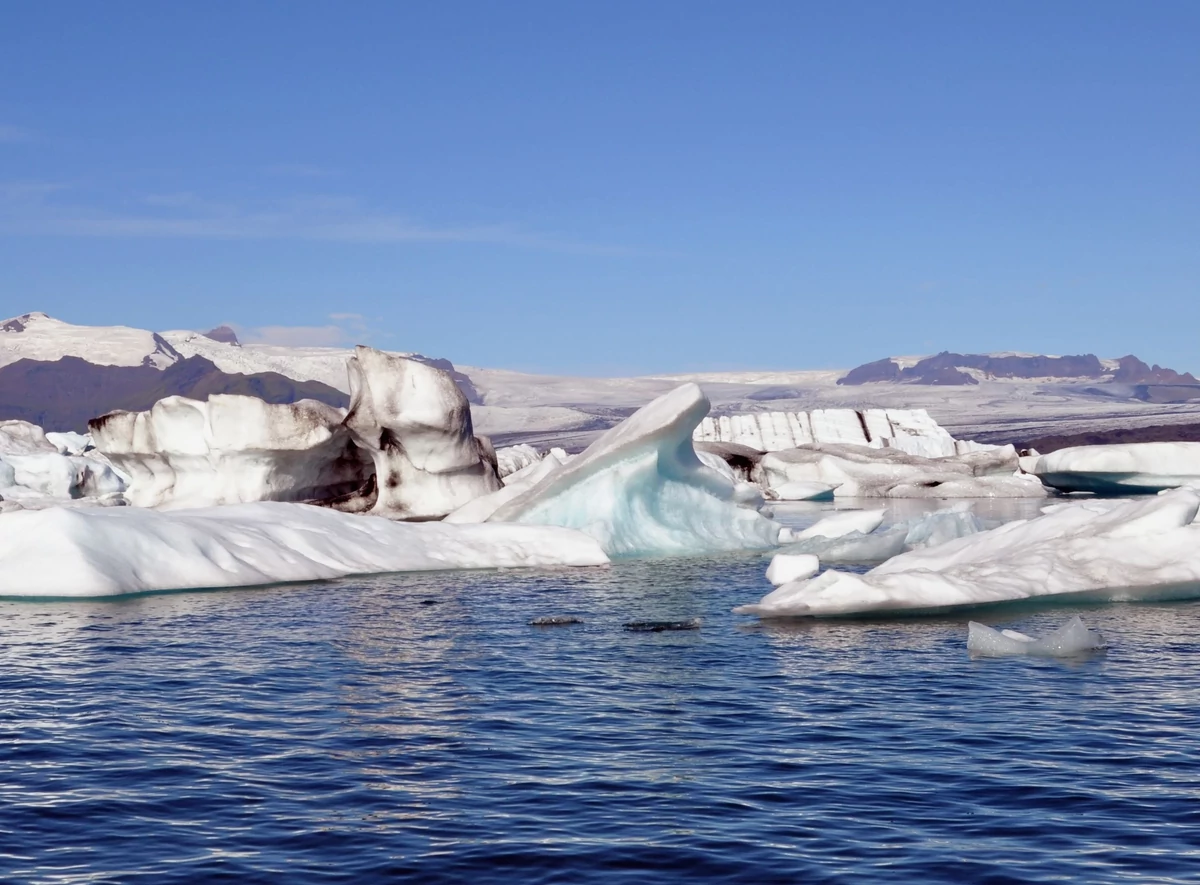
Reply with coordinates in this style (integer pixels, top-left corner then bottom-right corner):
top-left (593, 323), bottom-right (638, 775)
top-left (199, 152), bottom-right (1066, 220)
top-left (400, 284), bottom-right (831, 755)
top-left (1, 2), bottom-right (1197, 374)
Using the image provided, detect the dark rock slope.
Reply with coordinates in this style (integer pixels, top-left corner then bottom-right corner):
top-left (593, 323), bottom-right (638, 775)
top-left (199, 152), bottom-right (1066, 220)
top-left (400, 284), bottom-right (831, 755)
top-left (839, 352), bottom-right (1197, 387)
top-left (0, 355), bottom-right (350, 431)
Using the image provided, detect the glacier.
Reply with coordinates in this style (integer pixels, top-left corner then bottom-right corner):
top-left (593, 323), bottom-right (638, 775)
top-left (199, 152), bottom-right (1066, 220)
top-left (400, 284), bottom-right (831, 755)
top-left (0, 502), bottom-right (609, 598)
top-left (486, 383), bottom-right (783, 557)
top-left (1032, 442), bottom-right (1200, 494)
top-left (736, 490), bottom-right (1200, 617)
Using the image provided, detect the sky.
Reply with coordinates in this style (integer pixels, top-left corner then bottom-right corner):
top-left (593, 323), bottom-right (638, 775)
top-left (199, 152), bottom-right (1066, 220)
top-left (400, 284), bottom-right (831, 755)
top-left (1, 1), bottom-right (1197, 375)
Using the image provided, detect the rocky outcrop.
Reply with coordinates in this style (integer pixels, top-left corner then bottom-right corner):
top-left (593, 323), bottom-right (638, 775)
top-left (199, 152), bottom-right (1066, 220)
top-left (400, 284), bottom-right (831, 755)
top-left (0, 355), bottom-right (350, 431)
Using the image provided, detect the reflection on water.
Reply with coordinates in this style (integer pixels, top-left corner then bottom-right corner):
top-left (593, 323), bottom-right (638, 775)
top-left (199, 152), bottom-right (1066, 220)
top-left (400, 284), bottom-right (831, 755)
top-left (1, 551), bottom-right (1199, 882)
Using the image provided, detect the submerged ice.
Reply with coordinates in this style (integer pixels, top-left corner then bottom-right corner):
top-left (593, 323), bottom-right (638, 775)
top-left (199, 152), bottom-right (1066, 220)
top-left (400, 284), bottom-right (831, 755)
top-left (967, 617), bottom-right (1106, 658)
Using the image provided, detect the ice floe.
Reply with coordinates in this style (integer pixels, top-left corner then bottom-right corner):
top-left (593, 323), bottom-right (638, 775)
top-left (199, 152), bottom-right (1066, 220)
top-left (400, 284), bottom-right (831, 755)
top-left (967, 616), bottom-right (1106, 658)
top-left (1032, 442), bottom-right (1200, 494)
top-left (735, 490), bottom-right (1200, 617)
top-left (0, 501), bottom-right (609, 597)
top-left (487, 384), bottom-right (782, 556)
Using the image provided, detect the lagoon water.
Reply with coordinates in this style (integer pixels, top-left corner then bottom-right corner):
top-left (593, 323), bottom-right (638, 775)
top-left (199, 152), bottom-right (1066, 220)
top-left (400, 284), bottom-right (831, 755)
top-left (2, 501), bottom-right (1198, 882)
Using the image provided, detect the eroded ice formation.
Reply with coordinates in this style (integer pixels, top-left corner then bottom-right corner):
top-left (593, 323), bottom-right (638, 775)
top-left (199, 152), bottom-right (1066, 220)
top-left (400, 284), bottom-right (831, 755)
top-left (1032, 442), bottom-right (1200, 494)
top-left (967, 617), bottom-right (1105, 658)
top-left (0, 502), bottom-right (609, 597)
top-left (1, 419), bottom-right (127, 510)
top-left (343, 347), bottom-right (501, 519)
top-left (754, 443), bottom-right (1042, 499)
top-left (486, 383), bottom-right (782, 556)
top-left (736, 490), bottom-right (1200, 617)
top-left (90, 396), bottom-right (370, 509)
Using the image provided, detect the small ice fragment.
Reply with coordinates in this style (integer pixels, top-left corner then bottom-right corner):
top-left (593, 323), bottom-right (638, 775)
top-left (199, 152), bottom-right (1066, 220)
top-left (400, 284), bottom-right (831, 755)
top-left (529, 616), bottom-right (583, 627)
top-left (765, 553), bottom-right (820, 587)
top-left (794, 509), bottom-right (886, 541)
top-left (967, 616), bottom-right (1105, 658)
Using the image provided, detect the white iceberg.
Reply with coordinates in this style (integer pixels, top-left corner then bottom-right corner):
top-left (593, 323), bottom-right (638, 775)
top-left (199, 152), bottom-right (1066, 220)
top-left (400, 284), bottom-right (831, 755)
top-left (794, 509), bottom-right (886, 540)
top-left (0, 419), bottom-right (58, 456)
top-left (735, 490), bottom-right (1200, 617)
top-left (1032, 442), bottom-right (1200, 494)
top-left (343, 347), bottom-right (501, 520)
top-left (488, 384), bottom-right (782, 556)
top-left (778, 508), bottom-right (983, 565)
top-left (770, 481), bottom-right (838, 501)
top-left (90, 395), bottom-right (370, 509)
top-left (754, 443), bottom-right (1043, 499)
top-left (967, 616), bottom-right (1105, 658)
top-left (765, 553), bottom-right (820, 587)
top-left (0, 501), bottom-right (609, 598)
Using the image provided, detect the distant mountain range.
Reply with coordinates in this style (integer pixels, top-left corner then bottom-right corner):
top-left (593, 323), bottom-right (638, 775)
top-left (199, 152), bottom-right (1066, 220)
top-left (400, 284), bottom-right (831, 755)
top-left (838, 351), bottom-right (1200, 401)
top-left (0, 312), bottom-right (479, 431)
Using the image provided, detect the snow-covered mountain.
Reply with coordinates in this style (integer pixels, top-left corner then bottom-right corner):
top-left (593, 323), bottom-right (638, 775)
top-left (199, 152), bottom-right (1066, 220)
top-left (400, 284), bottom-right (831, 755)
top-left (4, 312), bottom-right (1200, 445)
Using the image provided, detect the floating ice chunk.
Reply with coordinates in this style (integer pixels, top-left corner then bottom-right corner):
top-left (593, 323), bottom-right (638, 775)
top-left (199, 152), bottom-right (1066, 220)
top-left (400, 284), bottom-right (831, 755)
top-left (0, 502), bottom-right (609, 598)
top-left (489, 384), bottom-right (782, 557)
top-left (1032, 442), bottom-right (1200, 494)
top-left (344, 347), bottom-right (501, 519)
top-left (91, 395), bottom-right (369, 509)
top-left (496, 444), bottom-right (542, 479)
top-left (770, 481), bottom-right (838, 501)
top-left (1, 452), bottom-right (126, 499)
top-left (735, 490), bottom-right (1200, 617)
top-left (766, 553), bottom-right (820, 586)
top-left (755, 443), bottom-right (1042, 498)
top-left (795, 509), bottom-right (886, 540)
top-left (967, 616), bottom-right (1106, 658)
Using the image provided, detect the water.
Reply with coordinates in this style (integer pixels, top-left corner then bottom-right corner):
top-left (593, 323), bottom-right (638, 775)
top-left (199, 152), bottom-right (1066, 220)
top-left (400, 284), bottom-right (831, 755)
top-left (3, 540), bottom-right (1199, 883)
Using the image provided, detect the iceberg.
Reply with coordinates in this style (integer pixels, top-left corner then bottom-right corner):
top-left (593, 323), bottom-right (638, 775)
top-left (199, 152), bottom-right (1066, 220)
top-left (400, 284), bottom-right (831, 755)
top-left (777, 507), bottom-right (982, 565)
top-left (770, 480), bottom-right (838, 501)
top-left (735, 490), bottom-right (1200, 617)
top-left (488, 384), bottom-right (782, 556)
top-left (343, 347), bottom-right (501, 519)
top-left (754, 443), bottom-right (1043, 499)
top-left (1032, 442), bottom-right (1200, 494)
top-left (0, 501), bottom-right (609, 598)
top-left (90, 395), bottom-right (371, 509)
top-left (765, 553), bottom-right (820, 586)
top-left (967, 617), bottom-right (1105, 658)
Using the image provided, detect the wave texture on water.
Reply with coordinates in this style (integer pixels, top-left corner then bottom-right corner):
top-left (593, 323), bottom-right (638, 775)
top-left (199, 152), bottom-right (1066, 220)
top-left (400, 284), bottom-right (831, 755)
top-left (1, 556), bottom-right (1198, 883)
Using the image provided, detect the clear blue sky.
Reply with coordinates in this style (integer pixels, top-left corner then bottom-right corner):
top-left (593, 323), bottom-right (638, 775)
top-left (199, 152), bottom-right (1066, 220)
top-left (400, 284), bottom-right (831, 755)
top-left (1, 2), bottom-right (1197, 374)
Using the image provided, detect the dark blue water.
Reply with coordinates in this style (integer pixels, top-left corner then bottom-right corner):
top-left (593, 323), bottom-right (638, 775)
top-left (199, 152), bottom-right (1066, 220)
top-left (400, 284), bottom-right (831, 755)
top-left (2, 552), bottom-right (1199, 883)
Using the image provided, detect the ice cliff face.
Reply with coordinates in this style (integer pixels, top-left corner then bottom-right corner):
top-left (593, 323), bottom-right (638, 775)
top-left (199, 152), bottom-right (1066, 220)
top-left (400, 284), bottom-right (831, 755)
top-left (487, 383), bottom-right (782, 557)
top-left (342, 347), bottom-right (501, 520)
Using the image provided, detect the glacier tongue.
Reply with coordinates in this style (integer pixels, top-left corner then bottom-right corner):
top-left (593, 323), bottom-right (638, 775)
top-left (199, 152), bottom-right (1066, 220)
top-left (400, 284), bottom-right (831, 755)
top-left (488, 383), bottom-right (782, 557)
